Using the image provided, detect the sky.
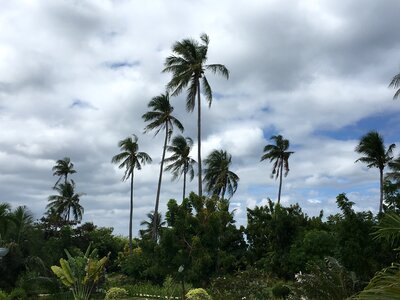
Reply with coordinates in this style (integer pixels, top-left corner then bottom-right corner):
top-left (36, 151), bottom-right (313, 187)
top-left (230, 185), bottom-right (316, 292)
top-left (1, 0), bottom-right (400, 236)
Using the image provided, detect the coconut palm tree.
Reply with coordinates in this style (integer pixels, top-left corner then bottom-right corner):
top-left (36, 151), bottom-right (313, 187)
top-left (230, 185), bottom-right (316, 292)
top-left (52, 157), bottom-right (76, 187)
top-left (47, 181), bottom-right (84, 223)
top-left (163, 33), bottom-right (229, 198)
top-left (142, 93), bottom-right (183, 240)
top-left (355, 131), bottom-right (396, 214)
top-left (111, 134), bottom-right (152, 254)
top-left (164, 135), bottom-right (196, 201)
top-left (10, 205), bottom-right (33, 244)
top-left (203, 150), bottom-right (239, 200)
top-left (139, 211), bottom-right (166, 241)
top-left (386, 155), bottom-right (400, 188)
top-left (389, 71), bottom-right (400, 99)
top-left (0, 203), bottom-right (11, 241)
top-left (261, 135), bottom-right (294, 205)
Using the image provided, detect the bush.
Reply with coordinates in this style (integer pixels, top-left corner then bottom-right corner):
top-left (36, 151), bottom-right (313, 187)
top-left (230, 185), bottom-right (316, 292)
top-left (186, 288), bottom-right (212, 300)
top-left (210, 268), bottom-right (271, 299)
top-left (271, 283), bottom-right (290, 299)
top-left (0, 291), bottom-right (9, 300)
top-left (9, 288), bottom-right (26, 300)
top-left (104, 287), bottom-right (128, 300)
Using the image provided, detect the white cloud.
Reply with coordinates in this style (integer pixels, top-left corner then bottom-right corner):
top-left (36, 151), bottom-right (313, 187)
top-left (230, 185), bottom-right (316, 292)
top-left (0, 0), bottom-right (399, 235)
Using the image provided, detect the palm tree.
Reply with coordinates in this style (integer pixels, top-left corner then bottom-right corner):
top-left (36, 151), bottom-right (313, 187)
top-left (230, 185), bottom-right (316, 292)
top-left (389, 71), bottom-right (400, 99)
top-left (203, 150), bottom-right (239, 200)
top-left (386, 155), bottom-right (400, 188)
top-left (163, 33), bottom-right (229, 198)
top-left (261, 135), bottom-right (294, 204)
top-left (52, 157), bottom-right (76, 187)
top-left (47, 181), bottom-right (84, 223)
top-left (355, 131), bottom-right (396, 214)
top-left (139, 211), bottom-right (166, 241)
top-left (0, 203), bottom-right (11, 241)
top-left (10, 206), bottom-right (33, 244)
top-left (111, 134), bottom-right (152, 254)
top-left (164, 135), bottom-right (196, 201)
top-left (142, 93), bottom-right (183, 241)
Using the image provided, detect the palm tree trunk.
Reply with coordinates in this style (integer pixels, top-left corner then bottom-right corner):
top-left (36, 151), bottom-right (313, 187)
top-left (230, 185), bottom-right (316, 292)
top-left (152, 122), bottom-right (168, 241)
top-left (129, 171), bottom-right (134, 255)
top-left (277, 160), bottom-right (283, 205)
top-left (379, 167), bottom-right (384, 214)
top-left (197, 82), bottom-right (203, 198)
top-left (183, 168), bottom-right (187, 202)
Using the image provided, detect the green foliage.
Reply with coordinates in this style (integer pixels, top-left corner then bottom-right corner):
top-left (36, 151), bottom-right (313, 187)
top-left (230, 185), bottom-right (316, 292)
top-left (104, 287), bottom-right (128, 300)
top-left (8, 288), bottom-right (26, 300)
top-left (292, 257), bottom-right (360, 300)
top-left (209, 268), bottom-right (271, 300)
top-left (352, 263), bottom-right (400, 299)
top-left (51, 244), bottom-right (109, 300)
top-left (161, 193), bottom-right (246, 285)
top-left (0, 291), bottom-right (9, 300)
top-left (186, 288), bottom-right (212, 300)
top-left (246, 200), bottom-right (311, 278)
top-left (329, 193), bottom-right (394, 281)
top-left (271, 283), bottom-right (290, 299)
top-left (123, 281), bottom-right (183, 298)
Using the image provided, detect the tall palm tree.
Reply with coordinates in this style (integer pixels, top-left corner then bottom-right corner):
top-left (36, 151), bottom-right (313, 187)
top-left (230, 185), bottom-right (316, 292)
top-left (163, 33), bottom-right (229, 198)
top-left (111, 134), bottom-right (152, 254)
top-left (142, 93), bottom-right (183, 241)
top-left (355, 131), bottom-right (396, 214)
top-left (47, 181), bottom-right (84, 223)
top-left (164, 135), bottom-right (196, 201)
top-left (203, 150), bottom-right (239, 200)
top-left (261, 135), bottom-right (294, 204)
top-left (139, 211), bottom-right (166, 241)
top-left (389, 71), bottom-right (400, 99)
top-left (52, 157), bottom-right (76, 187)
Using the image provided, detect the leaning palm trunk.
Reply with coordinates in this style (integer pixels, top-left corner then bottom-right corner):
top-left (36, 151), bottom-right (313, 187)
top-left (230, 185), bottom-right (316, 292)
top-left (278, 160), bottom-right (283, 204)
top-left (152, 123), bottom-right (169, 241)
top-left (197, 82), bottom-right (203, 198)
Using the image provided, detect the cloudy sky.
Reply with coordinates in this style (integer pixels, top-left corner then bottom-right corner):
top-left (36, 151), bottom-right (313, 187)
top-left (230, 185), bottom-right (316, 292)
top-left (1, 0), bottom-right (400, 236)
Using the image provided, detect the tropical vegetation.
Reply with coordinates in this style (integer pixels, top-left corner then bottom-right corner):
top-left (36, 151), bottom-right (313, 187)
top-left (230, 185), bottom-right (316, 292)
top-left (1, 34), bottom-right (400, 300)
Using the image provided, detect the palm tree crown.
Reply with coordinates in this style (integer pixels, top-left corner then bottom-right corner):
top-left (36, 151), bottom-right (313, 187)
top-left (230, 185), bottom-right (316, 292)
top-left (261, 135), bottom-right (294, 204)
top-left (111, 134), bottom-right (152, 254)
top-left (163, 33), bottom-right (229, 198)
top-left (111, 135), bottom-right (152, 182)
top-left (355, 130), bottom-right (395, 214)
top-left (203, 149), bottom-right (239, 199)
top-left (52, 157), bottom-right (76, 187)
top-left (164, 135), bottom-right (196, 200)
top-left (389, 71), bottom-right (400, 99)
top-left (47, 181), bottom-right (84, 223)
top-left (142, 92), bottom-right (184, 137)
top-left (139, 211), bottom-right (166, 241)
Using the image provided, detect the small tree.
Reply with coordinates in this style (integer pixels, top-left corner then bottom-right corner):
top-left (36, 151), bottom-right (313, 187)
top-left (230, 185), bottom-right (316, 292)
top-left (51, 245), bottom-right (108, 300)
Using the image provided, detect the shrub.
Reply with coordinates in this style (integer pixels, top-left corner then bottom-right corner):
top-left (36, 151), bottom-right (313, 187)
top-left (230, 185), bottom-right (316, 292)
top-left (0, 290), bottom-right (9, 300)
top-left (104, 287), bottom-right (128, 300)
top-left (210, 268), bottom-right (271, 299)
top-left (186, 288), bottom-right (212, 300)
top-left (9, 288), bottom-right (26, 300)
top-left (271, 283), bottom-right (290, 299)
